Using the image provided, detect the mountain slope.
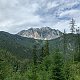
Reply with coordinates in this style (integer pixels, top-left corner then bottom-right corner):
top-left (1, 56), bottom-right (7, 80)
top-left (0, 31), bottom-right (36, 59)
top-left (0, 31), bottom-right (79, 60)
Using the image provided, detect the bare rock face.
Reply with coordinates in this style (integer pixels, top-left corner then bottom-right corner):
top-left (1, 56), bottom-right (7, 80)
top-left (17, 27), bottom-right (63, 40)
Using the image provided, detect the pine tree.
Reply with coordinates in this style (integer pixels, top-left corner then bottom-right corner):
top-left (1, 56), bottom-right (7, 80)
top-left (70, 18), bottom-right (76, 34)
top-left (63, 30), bottom-right (72, 80)
top-left (69, 18), bottom-right (76, 63)
top-left (39, 47), bottom-right (44, 63)
top-left (51, 49), bottom-right (65, 80)
top-left (76, 27), bottom-right (80, 62)
top-left (43, 40), bottom-right (49, 57)
top-left (63, 29), bottom-right (67, 62)
top-left (32, 45), bottom-right (37, 80)
top-left (39, 40), bottom-right (49, 63)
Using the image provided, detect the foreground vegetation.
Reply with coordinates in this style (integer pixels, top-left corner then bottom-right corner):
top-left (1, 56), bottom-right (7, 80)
top-left (0, 34), bottom-right (80, 80)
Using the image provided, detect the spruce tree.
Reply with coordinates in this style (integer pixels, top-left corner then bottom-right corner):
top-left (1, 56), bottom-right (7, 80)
top-left (76, 27), bottom-right (80, 62)
top-left (39, 47), bottom-right (44, 63)
top-left (69, 18), bottom-right (76, 80)
top-left (43, 40), bottom-right (49, 57)
top-left (70, 18), bottom-right (75, 34)
top-left (63, 29), bottom-right (67, 62)
top-left (63, 30), bottom-right (72, 80)
top-left (32, 45), bottom-right (37, 80)
top-left (51, 49), bottom-right (65, 80)
top-left (70, 18), bottom-right (76, 63)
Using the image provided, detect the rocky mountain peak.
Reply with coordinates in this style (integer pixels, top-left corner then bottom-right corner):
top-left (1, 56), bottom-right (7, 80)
top-left (17, 27), bottom-right (63, 40)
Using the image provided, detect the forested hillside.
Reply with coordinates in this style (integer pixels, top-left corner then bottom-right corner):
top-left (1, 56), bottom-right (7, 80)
top-left (0, 30), bottom-right (80, 80)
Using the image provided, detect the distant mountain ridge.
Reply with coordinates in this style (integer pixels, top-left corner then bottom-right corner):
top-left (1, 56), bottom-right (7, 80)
top-left (17, 27), bottom-right (63, 40)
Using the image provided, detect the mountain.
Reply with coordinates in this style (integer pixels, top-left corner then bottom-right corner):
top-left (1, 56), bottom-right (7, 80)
top-left (0, 31), bottom-right (61, 60)
top-left (0, 31), bottom-right (46, 59)
top-left (0, 31), bottom-right (79, 60)
top-left (0, 31), bottom-right (36, 59)
top-left (17, 27), bottom-right (63, 40)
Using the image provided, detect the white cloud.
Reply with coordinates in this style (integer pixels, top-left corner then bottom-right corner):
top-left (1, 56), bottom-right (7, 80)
top-left (0, 20), bottom-right (13, 27)
top-left (53, 20), bottom-right (70, 32)
top-left (47, 2), bottom-right (59, 9)
top-left (59, 9), bottom-right (80, 18)
top-left (0, 0), bottom-right (80, 33)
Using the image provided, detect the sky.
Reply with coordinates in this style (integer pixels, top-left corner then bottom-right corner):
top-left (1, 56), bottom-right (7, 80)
top-left (0, 0), bottom-right (80, 33)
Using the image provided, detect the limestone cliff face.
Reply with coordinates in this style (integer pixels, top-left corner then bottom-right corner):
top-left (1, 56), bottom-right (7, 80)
top-left (17, 27), bottom-right (63, 40)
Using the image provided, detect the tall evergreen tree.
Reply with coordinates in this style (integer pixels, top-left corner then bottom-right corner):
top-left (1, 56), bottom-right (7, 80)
top-left (43, 40), bottom-right (49, 57)
top-left (63, 30), bottom-right (72, 80)
top-left (32, 45), bottom-right (37, 80)
top-left (76, 27), bottom-right (80, 62)
top-left (70, 18), bottom-right (76, 63)
top-left (40, 40), bottom-right (50, 71)
top-left (63, 29), bottom-right (67, 62)
top-left (51, 49), bottom-right (65, 80)
top-left (70, 18), bottom-right (76, 34)
top-left (39, 47), bottom-right (44, 63)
